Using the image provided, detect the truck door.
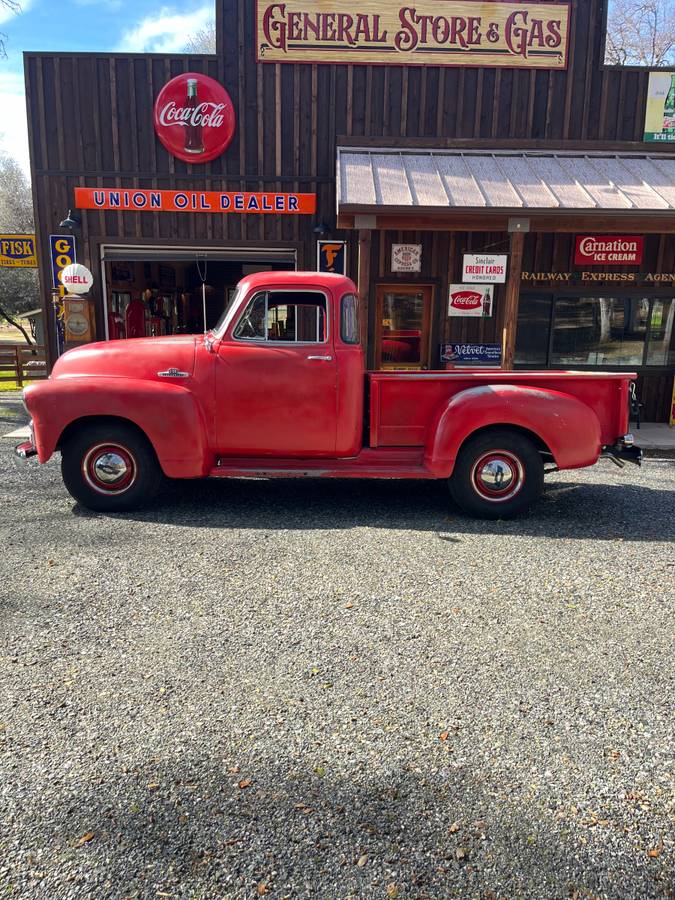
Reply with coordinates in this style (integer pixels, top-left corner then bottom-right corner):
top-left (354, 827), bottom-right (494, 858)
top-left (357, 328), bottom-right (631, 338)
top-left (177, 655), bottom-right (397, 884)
top-left (215, 289), bottom-right (338, 456)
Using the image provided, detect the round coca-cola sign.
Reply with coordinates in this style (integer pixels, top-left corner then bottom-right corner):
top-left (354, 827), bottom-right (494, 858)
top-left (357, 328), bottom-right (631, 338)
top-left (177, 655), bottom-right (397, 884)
top-left (153, 72), bottom-right (236, 164)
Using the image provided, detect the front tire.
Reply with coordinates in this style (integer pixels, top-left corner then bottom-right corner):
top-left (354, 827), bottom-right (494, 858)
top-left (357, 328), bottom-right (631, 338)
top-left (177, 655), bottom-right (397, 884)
top-left (449, 429), bottom-right (544, 519)
top-left (61, 422), bottom-right (162, 512)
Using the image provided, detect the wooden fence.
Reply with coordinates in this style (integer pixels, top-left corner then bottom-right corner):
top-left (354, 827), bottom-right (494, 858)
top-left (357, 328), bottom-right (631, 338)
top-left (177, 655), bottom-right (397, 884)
top-left (0, 343), bottom-right (47, 386)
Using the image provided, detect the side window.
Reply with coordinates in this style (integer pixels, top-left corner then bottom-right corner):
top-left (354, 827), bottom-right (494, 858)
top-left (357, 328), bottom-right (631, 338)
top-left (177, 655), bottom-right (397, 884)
top-left (234, 292), bottom-right (267, 340)
top-left (234, 291), bottom-right (327, 343)
top-left (341, 293), bottom-right (360, 344)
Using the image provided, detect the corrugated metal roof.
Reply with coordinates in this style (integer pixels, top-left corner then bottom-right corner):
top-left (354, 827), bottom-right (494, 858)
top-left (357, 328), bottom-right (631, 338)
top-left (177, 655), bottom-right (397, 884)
top-left (336, 148), bottom-right (675, 213)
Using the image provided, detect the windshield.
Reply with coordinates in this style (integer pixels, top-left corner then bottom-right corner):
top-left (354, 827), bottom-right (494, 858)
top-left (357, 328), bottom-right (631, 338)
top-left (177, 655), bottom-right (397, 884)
top-left (213, 286), bottom-right (243, 336)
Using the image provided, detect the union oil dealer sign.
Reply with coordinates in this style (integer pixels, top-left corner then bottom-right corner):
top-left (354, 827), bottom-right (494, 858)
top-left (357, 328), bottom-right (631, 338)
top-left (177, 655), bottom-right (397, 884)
top-left (257, 1), bottom-right (570, 68)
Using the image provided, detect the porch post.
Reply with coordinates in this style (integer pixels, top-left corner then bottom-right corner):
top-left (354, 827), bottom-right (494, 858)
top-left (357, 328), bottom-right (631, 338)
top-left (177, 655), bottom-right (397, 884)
top-left (502, 227), bottom-right (526, 370)
top-left (357, 228), bottom-right (371, 358)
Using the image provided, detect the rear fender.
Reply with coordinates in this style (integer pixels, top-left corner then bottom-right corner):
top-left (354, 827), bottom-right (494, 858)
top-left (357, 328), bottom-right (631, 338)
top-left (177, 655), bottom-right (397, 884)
top-left (424, 384), bottom-right (602, 478)
top-left (23, 377), bottom-right (210, 478)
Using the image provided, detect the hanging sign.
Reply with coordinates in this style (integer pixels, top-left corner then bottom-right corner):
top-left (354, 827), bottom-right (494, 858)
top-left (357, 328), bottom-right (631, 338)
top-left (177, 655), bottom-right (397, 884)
top-left (0, 234), bottom-right (37, 268)
top-left (392, 244), bottom-right (422, 273)
top-left (154, 72), bottom-right (236, 164)
top-left (462, 253), bottom-right (507, 283)
top-left (449, 284), bottom-right (493, 317)
top-left (317, 241), bottom-right (347, 274)
top-left (74, 188), bottom-right (316, 215)
top-left (49, 234), bottom-right (76, 290)
top-left (441, 343), bottom-right (502, 365)
top-left (644, 72), bottom-right (675, 143)
top-left (574, 236), bottom-right (644, 266)
top-left (256, 1), bottom-right (570, 69)
top-left (61, 263), bottom-right (94, 294)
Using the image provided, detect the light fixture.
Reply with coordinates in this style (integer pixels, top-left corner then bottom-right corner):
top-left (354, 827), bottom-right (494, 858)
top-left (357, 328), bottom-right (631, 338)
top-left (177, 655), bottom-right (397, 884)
top-left (313, 221), bottom-right (331, 237)
top-left (59, 210), bottom-right (81, 231)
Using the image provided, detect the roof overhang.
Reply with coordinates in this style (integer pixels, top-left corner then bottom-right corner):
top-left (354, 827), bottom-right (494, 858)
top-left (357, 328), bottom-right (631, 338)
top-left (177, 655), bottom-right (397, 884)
top-left (336, 148), bottom-right (675, 232)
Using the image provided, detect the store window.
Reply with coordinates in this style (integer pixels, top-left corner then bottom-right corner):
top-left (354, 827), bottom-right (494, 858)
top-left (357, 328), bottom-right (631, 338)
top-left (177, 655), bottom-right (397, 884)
top-left (516, 293), bottom-right (675, 369)
top-left (551, 297), bottom-right (649, 366)
top-left (234, 291), bottom-right (327, 343)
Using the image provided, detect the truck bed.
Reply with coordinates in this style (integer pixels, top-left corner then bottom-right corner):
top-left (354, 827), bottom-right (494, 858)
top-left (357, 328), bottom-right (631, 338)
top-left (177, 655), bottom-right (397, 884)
top-left (369, 370), bottom-right (633, 449)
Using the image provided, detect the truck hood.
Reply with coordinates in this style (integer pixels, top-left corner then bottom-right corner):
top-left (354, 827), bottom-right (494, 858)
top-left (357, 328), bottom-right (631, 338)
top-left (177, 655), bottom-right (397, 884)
top-left (51, 335), bottom-right (198, 381)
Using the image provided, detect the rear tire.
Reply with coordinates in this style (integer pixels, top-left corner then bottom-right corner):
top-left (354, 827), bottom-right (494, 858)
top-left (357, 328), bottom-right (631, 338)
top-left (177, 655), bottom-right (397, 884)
top-left (61, 422), bottom-right (162, 512)
top-left (449, 429), bottom-right (544, 519)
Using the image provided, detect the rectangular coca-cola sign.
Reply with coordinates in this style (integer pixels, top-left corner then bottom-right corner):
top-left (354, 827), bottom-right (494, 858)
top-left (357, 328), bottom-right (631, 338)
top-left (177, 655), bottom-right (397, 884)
top-left (574, 236), bottom-right (644, 266)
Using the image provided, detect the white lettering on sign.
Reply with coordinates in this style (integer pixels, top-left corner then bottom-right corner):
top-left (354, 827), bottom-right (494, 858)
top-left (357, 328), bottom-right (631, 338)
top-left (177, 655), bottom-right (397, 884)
top-left (574, 235), bottom-right (644, 266)
top-left (158, 101), bottom-right (227, 129)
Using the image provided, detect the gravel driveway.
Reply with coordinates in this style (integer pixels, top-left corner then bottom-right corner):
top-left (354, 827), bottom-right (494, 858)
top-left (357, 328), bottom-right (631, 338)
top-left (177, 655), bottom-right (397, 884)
top-left (0, 397), bottom-right (673, 899)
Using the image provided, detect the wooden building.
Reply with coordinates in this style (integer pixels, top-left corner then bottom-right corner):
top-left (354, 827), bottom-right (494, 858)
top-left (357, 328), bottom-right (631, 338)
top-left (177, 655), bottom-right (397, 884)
top-left (26, 0), bottom-right (675, 420)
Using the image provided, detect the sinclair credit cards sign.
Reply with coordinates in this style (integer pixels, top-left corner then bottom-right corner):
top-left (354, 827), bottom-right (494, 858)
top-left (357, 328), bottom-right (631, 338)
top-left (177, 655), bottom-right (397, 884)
top-left (256, 1), bottom-right (570, 68)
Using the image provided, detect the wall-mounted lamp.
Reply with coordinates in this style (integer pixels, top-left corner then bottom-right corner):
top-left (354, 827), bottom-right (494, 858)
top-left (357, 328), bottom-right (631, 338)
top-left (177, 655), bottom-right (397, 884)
top-left (59, 209), bottom-right (81, 231)
top-left (313, 221), bottom-right (331, 237)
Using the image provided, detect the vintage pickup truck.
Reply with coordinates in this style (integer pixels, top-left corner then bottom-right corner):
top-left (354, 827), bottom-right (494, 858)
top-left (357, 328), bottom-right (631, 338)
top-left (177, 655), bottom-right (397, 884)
top-left (17, 271), bottom-right (642, 518)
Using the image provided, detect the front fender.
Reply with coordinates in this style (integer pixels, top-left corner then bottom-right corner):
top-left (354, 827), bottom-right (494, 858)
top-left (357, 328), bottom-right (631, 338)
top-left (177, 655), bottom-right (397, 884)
top-left (424, 384), bottom-right (602, 478)
top-left (23, 377), bottom-right (210, 478)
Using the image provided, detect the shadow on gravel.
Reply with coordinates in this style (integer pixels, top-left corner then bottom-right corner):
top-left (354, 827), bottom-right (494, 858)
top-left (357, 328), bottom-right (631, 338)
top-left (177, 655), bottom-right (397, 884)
top-left (70, 466), bottom-right (675, 544)
top-left (10, 753), bottom-right (668, 899)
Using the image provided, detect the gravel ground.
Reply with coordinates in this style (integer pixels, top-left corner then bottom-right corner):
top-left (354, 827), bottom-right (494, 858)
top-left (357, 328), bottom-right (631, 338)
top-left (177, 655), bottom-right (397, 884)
top-left (0, 394), bottom-right (673, 899)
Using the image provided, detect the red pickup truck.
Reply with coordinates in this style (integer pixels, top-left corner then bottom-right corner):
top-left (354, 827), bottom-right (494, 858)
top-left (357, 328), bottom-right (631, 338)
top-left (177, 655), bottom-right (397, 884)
top-left (17, 272), bottom-right (641, 518)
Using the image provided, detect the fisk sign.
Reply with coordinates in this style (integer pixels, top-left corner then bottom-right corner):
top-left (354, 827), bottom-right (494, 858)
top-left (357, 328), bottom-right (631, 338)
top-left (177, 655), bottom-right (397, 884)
top-left (448, 285), bottom-right (493, 317)
top-left (0, 234), bottom-right (37, 268)
top-left (575, 236), bottom-right (644, 266)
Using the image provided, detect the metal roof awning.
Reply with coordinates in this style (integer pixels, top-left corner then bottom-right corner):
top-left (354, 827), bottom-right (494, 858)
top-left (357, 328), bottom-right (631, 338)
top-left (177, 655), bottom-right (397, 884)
top-left (336, 148), bottom-right (675, 219)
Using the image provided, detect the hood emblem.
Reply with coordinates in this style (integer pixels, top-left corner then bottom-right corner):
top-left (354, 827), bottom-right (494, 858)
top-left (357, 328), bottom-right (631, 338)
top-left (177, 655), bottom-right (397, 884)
top-left (157, 367), bottom-right (189, 378)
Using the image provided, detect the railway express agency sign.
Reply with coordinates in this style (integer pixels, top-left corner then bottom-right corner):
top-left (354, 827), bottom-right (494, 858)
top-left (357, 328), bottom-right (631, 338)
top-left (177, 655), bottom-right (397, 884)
top-left (257, 1), bottom-right (570, 68)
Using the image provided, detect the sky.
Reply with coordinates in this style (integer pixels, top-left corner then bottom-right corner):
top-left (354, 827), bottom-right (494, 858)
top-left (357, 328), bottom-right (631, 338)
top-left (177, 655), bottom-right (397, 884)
top-left (0, 0), bottom-right (215, 175)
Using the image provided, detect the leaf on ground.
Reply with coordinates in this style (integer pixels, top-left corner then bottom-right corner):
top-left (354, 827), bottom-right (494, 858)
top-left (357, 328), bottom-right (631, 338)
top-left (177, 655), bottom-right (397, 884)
top-left (455, 847), bottom-right (469, 860)
top-left (257, 884), bottom-right (269, 896)
top-left (356, 853), bottom-right (368, 868)
top-left (448, 821), bottom-right (460, 834)
top-left (74, 831), bottom-right (95, 847)
top-left (238, 779), bottom-right (252, 789)
top-left (386, 884), bottom-right (399, 899)
top-left (647, 839), bottom-right (664, 858)
top-left (439, 731), bottom-right (450, 742)
top-left (147, 782), bottom-right (159, 791)
top-left (314, 765), bottom-right (326, 778)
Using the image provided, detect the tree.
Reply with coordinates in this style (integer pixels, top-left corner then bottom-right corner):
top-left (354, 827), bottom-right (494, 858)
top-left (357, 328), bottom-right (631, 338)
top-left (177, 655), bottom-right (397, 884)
top-left (0, 154), bottom-right (39, 344)
top-left (0, 0), bottom-right (21, 59)
top-left (605, 0), bottom-right (675, 66)
top-left (184, 20), bottom-right (216, 54)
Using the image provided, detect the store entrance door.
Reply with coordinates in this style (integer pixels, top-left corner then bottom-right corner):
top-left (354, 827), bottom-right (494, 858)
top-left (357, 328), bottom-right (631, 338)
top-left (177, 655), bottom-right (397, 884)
top-left (375, 285), bottom-right (433, 370)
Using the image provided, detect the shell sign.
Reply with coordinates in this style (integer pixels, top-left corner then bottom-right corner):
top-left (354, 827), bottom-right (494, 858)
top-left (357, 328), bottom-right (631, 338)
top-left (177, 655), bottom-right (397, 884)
top-left (153, 72), bottom-right (236, 164)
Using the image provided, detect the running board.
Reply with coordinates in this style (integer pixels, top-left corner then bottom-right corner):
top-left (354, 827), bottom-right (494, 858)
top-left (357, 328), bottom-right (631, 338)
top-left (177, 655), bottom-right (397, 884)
top-left (210, 449), bottom-right (436, 480)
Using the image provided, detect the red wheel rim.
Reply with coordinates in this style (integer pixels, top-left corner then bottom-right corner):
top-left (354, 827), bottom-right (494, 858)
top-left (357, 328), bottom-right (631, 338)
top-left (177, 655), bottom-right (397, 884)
top-left (470, 450), bottom-right (525, 503)
top-left (82, 443), bottom-right (137, 495)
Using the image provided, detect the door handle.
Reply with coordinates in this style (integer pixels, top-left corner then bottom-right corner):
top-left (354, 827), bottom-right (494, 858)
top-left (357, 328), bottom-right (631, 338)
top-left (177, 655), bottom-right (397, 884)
top-left (307, 355), bottom-right (333, 361)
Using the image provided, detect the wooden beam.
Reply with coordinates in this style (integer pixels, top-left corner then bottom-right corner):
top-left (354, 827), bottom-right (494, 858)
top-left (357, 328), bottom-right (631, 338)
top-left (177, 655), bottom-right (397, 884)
top-left (502, 230), bottom-right (525, 370)
top-left (357, 229), bottom-right (371, 358)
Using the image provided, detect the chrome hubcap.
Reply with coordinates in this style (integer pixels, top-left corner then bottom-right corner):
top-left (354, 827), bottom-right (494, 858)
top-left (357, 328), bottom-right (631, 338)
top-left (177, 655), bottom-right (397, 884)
top-left (471, 450), bottom-right (525, 503)
top-left (93, 452), bottom-right (129, 485)
top-left (477, 458), bottom-right (515, 492)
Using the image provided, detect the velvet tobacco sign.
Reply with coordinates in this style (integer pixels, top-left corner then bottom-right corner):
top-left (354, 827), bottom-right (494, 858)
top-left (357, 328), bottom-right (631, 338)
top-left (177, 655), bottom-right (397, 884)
top-left (256, 1), bottom-right (570, 68)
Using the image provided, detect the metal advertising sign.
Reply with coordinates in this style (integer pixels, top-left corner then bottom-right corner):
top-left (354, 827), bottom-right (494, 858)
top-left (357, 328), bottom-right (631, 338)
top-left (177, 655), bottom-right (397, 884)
top-left (574, 236), bottom-right (644, 266)
top-left (448, 284), bottom-right (493, 317)
top-left (441, 343), bottom-right (502, 365)
top-left (0, 234), bottom-right (37, 268)
top-left (392, 244), bottom-right (422, 273)
top-left (256, 1), bottom-right (571, 69)
top-left (49, 234), bottom-right (76, 290)
top-left (462, 253), bottom-right (508, 283)
top-left (74, 188), bottom-right (317, 215)
top-left (644, 72), bottom-right (675, 143)
top-left (317, 240), bottom-right (347, 274)
top-left (154, 73), bottom-right (236, 164)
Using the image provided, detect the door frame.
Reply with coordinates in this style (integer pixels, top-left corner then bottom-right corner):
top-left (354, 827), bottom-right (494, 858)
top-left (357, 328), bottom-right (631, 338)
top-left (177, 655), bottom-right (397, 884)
top-left (375, 283), bottom-right (434, 370)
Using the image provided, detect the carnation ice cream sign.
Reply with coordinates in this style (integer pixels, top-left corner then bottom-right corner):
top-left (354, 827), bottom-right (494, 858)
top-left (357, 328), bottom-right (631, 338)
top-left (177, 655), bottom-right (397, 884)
top-left (448, 285), bottom-right (493, 317)
top-left (462, 254), bottom-right (508, 284)
top-left (575, 236), bottom-right (644, 266)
